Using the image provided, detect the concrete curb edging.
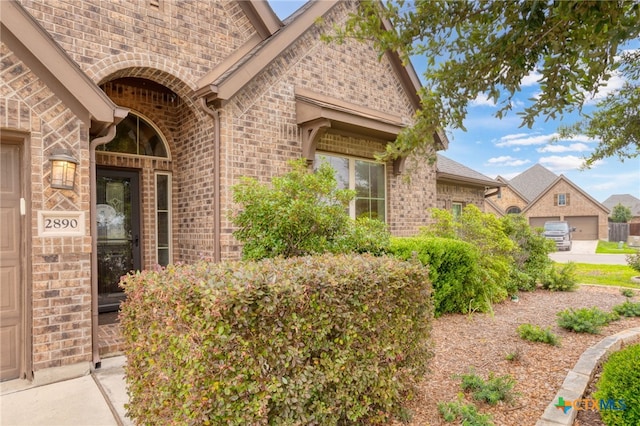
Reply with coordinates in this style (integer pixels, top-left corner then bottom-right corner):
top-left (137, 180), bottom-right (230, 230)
top-left (536, 327), bottom-right (640, 426)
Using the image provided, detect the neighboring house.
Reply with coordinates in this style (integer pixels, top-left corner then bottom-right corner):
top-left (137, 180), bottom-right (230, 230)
top-left (0, 1), bottom-right (447, 382)
top-left (490, 164), bottom-right (610, 240)
top-left (602, 194), bottom-right (640, 224)
top-left (436, 154), bottom-right (503, 216)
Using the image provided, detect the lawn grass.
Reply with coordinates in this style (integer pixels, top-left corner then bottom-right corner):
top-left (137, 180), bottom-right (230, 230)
top-left (596, 240), bottom-right (639, 254)
top-left (567, 262), bottom-right (640, 288)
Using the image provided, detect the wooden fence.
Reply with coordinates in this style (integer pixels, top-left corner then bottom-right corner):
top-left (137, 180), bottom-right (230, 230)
top-left (609, 222), bottom-right (629, 242)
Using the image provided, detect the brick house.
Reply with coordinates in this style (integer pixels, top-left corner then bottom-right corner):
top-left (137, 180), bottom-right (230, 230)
top-left (0, 0), bottom-right (447, 383)
top-left (435, 154), bottom-right (503, 216)
top-left (488, 164), bottom-right (610, 240)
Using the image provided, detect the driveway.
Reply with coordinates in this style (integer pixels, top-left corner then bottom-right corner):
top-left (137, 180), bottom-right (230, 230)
top-left (548, 240), bottom-right (629, 265)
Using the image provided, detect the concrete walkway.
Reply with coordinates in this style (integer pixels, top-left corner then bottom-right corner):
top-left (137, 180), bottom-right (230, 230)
top-left (549, 240), bottom-right (630, 265)
top-left (0, 356), bottom-right (131, 426)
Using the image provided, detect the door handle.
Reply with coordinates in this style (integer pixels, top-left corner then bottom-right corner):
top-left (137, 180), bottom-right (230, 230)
top-left (134, 235), bottom-right (139, 247)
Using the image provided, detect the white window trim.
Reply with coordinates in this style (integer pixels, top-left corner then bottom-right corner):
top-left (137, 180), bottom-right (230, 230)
top-left (316, 152), bottom-right (387, 222)
top-left (558, 193), bottom-right (567, 206)
top-left (155, 171), bottom-right (172, 266)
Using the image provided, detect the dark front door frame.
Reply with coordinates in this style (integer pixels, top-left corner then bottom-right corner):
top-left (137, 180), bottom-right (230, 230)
top-left (96, 167), bottom-right (141, 313)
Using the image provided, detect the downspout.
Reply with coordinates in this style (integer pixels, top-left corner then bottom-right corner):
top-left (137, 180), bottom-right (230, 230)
top-left (199, 98), bottom-right (222, 263)
top-left (90, 124), bottom-right (117, 369)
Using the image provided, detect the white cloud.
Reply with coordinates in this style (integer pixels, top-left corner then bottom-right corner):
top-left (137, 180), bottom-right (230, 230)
top-left (539, 155), bottom-right (585, 172)
top-left (539, 155), bottom-right (603, 172)
top-left (537, 143), bottom-right (592, 153)
top-left (470, 93), bottom-right (496, 107)
top-left (485, 156), bottom-right (531, 167)
top-left (496, 133), bottom-right (557, 147)
top-left (521, 70), bottom-right (542, 87)
top-left (584, 72), bottom-right (625, 105)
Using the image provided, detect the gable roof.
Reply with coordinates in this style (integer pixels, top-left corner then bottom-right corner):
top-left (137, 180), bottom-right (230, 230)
top-left (602, 194), bottom-right (640, 216)
top-left (196, 0), bottom-right (423, 112)
top-left (0, 0), bottom-right (128, 135)
top-left (436, 154), bottom-right (503, 188)
top-left (521, 174), bottom-right (610, 214)
top-left (508, 164), bottom-right (558, 202)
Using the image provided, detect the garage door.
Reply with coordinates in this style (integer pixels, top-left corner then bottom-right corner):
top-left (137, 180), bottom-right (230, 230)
top-left (565, 216), bottom-right (599, 240)
top-left (529, 217), bottom-right (560, 229)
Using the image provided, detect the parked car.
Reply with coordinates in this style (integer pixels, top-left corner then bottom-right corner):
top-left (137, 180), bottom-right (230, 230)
top-left (543, 221), bottom-right (575, 251)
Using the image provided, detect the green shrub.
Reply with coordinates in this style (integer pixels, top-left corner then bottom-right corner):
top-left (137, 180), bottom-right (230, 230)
top-left (231, 159), bottom-right (354, 260)
top-left (594, 344), bottom-right (640, 426)
top-left (119, 254), bottom-right (433, 425)
top-left (612, 300), bottom-right (640, 317)
top-left (517, 323), bottom-right (561, 346)
top-left (438, 398), bottom-right (494, 425)
top-left (620, 288), bottom-right (635, 298)
top-left (542, 262), bottom-right (578, 291)
top-left (389, 236), bottom-right (505, 316)
top-left (626, 251), bottom-right (640, 273)
top-left (501, 214), bottom-right (555, 291)
top-left (421, 206), bottom-right (518, 295)
top-left (338, 216), bottom-right (390, 255)
top-left (557, 307), bottom-right (619, 334)
top-left (458, 369), bottom-right (517, 405)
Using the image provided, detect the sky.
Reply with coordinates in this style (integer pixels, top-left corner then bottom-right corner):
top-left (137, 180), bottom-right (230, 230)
top-left (268, 1), bottom-right (640, 203)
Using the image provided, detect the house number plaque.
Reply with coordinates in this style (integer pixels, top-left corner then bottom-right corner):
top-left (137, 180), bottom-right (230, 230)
top-left (38, 211), bottom-right (85, 237)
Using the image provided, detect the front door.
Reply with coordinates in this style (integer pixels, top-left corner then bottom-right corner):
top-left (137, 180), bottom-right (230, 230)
top-left (0, 143), bottom-right (23, 381)
top-left (96, 168), bottom-right (141, 312)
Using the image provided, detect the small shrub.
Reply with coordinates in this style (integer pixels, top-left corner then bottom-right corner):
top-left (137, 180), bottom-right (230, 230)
top-left (517, 323), bottom-right (561, 346)
top-left (458, 370), bottom-right (517, 405)
top-left (438, 398), bottom-right (493, 425)
top-left (620, 288), bottom-right (635, 298)
top-left (504, 347), bottom-right (521, 362)
top-left (612, 300), bottom-right (640, 317)
top-left (593, 344), bottom-right (640, 426)
top-left (542, 262), bottom-right (578, 291)
top-left (557, 307), bottom-right (619, 334)
top-left (389, 237), bottom-right (505, 316)
top-left (626, 251), bottom-right (640, 273)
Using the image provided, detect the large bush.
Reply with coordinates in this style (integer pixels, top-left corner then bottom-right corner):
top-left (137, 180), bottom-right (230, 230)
top-left (594, 344), bottom-right (640, 426)
top-left (389, 236), bottom-right (504, 315)
top-left (119, 254), bottom-right (433, 425)
top-left (231, 159), bottom-right (390, 260)
top-left (421, 205), bottom-right (517, 295)
top-left (500, 214), bottom-right (555, 291)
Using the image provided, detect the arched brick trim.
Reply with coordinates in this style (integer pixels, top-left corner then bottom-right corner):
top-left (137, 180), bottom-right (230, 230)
top-left (86, 53), bottom-right (197, 94)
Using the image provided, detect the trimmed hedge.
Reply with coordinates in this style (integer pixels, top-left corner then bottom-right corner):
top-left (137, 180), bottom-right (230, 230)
top-left (389, 237), bottom-right (503, 316)
top-left (594, 343), bottom-right (640, 425)
top-left (119, 254), bottom-right (433, 425)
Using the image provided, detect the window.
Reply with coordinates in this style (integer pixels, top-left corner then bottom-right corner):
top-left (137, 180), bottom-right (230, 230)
top-left (452, 202), bottom-right (463, 219)
top-left (98, 112), bottom-right (169, 158)
top-left (315, 153), bottom-right (386, 221)
top-left (156, 173), bottom-right (171, 266)
top-left (555, 193), bottom-right (569, 206)
top-left (506, 206), bottom-right (521, 214)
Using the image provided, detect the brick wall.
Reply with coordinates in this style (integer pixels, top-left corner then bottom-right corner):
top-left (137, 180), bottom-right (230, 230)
top-left (436, 182), bottom-right (487, 211)
top-left (492, 186), bottom-right (527, 213)
top-left (1, 43), bottom-right (93, 370)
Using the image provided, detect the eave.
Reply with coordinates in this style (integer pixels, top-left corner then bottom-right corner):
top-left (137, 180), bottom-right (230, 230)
top-left (1, 1), bottom-right (127, 136)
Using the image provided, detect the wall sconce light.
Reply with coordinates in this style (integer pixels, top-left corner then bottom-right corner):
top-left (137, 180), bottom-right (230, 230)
top-left (50, 151), bottom-right (78, 190)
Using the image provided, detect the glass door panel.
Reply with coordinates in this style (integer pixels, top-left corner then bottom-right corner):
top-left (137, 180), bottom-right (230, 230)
top-left (97, 168), bottom-right (140, 312)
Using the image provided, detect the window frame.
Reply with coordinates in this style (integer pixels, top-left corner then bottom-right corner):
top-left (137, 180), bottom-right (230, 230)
top-left (315, 152), bottom-right (387, 222)
top-left (155, 171), bottom-right (172, 266)
top-left (452, 202), bottom-right (463, 219)
top-left (557, 193), bottom-right (567, 206)
top-left (97, 110), bottom-right (171, 160)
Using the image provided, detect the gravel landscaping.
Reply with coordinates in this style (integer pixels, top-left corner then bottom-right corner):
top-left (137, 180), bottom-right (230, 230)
top-left (394, 285), bottom-right (640, 425)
